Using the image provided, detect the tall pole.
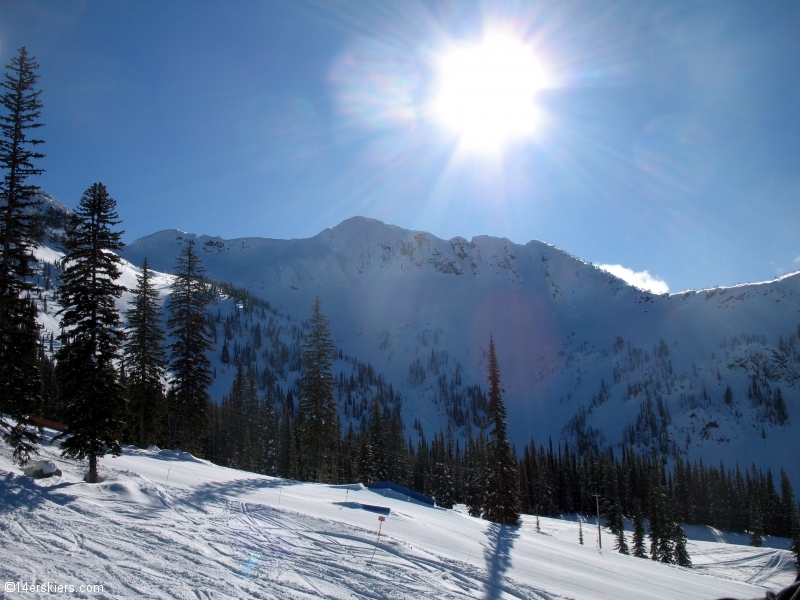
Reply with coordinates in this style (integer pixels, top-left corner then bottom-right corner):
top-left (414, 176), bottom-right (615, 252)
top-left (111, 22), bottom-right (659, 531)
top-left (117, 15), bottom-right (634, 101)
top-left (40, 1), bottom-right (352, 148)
top-left (594, 493), bottom-right (602, 549)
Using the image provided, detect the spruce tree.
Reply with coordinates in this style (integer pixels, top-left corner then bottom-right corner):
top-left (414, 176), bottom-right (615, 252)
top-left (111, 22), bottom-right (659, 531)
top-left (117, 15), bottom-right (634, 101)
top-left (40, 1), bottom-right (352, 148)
top-left (357, 433), bottom-right (376, 484)
top-left (658, 491), bottom-right (676, 563)
top-left (55, 183), bottom-right (126, 483)
top-left (673, 521), bottom-right (692, 567)
top-left (241, 368), bottom-right (261, 471)
top-left (602, 459), bottom-right (628, 554)
top-left (780, 470), bottom-right (796, 538)
top-left (166, 242), bottom-right (213, 455)
top-left (432, 433), bottom-right (455, 509)
top-left (124, 258), bottom-right (166, 448)
top-left (632, 499), bottom-right (648, 558)
top-left (749, 499), bottom-right (764, 547)
top-left (369, 398), bottom-right (388, 480)
top-left (465, 428), bottom-right (488, 517)
top-left (482, 335), bottom-right (520, 526)
top-left (297, 297), bottom-right (338, 482)
top-left (648, 466), bottom-right (666, 560)
top-left (277, 400), bottom-right (294, 477)
top-left (0, 47), bottom-right (45, 464)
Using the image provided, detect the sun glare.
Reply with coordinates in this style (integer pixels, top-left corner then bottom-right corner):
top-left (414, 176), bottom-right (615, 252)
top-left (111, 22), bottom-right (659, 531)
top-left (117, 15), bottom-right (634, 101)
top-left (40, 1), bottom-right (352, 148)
top-left (433, 33), bottom-right (546, 153)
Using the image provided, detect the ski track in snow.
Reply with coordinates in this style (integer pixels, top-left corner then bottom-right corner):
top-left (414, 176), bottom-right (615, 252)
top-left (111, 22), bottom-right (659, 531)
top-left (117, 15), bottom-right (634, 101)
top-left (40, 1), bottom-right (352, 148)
top-left (1, 439), bottom-right (796, 599)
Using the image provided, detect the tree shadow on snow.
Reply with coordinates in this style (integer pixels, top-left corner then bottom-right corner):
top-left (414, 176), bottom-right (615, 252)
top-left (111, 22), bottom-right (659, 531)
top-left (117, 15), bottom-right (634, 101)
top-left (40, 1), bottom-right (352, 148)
top-left (482, 522), bottom-right (519, 600)
top-left (182, 476), bottom-right (304, 508)
top-left (0, 471), bottom-right (74, 513)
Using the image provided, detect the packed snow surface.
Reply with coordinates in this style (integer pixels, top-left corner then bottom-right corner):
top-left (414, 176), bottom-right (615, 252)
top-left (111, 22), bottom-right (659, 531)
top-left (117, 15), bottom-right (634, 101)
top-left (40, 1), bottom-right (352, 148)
top-left (1, 435), bottom-right (795, 599)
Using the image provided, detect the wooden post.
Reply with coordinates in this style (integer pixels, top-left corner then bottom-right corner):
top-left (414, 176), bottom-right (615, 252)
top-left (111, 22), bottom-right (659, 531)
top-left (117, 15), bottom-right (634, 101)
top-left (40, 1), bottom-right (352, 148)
top-left (594, 493), bottom-right (602, 549)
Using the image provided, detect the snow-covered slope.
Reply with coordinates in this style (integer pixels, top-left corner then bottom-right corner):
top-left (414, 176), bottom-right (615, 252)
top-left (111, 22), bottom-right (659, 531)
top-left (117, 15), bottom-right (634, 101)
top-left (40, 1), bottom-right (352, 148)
top-left (118, 217), bottom-right (800, 485)
top-left (1, 433), bottom-right (796, 599)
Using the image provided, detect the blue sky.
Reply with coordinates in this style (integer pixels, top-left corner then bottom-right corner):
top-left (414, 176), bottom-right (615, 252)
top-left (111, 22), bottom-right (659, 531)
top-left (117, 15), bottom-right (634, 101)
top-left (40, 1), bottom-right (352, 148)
top-left (1, 0), bottom-right (798, 292)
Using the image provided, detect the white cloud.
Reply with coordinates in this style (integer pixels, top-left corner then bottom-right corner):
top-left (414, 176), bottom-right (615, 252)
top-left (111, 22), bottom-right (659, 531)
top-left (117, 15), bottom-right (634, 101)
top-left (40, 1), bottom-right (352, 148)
top-left (597, 264), bottom-right (670, 294)
top-left (794, 255), bottom-right (800, 264)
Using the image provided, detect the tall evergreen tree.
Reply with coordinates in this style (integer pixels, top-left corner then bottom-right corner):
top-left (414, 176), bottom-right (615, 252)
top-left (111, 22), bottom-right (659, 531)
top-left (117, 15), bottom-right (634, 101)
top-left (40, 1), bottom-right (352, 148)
top-left (55, 183), bottom-right (126, 483)
top-left (166, 242), bottom-right (213, 455)
top-left (277, 398), bottom-right (294, 477)
top-left (749, 498), bottom-right (764, 547)
top-left (780, 470), bottom-right (797, 538)
top-left (124, 257), bottom-right (166, 448)
top-left (369, 398), bottom-right (389, 481)
top-left (297, 297), bottom-right (338, 482)
top-left (602, 458), bottom-right (628, 554)
top-left (673, 520), bottom-right (692, 567)
top-left (432, 433), bottom-right (455, 509)
top-left (648, 466), bottom-right (668, 561)
top-left (632, 499), bottom-right (648, 558)
top-left (357, 432), bottom-right (376, 483)
top-left (482, 335), bottom-right (520, 526)
top-left (464, 428), bottom-right (486, 517)
top-left (0, 47), bottom-right (45, 464)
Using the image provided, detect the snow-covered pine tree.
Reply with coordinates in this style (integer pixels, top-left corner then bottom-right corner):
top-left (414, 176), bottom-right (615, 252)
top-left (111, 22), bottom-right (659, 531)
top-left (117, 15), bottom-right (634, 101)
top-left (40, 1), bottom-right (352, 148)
top-left (166, 241), bottom-right (213, 456)
top-left (297, 297), bottom-right (338, 482)
top-left (482, 335), bottom-right (520, 526)
top-left (631, 499), bottom-right (647, 558)
top-left (55, 183), bottom-right (126, 483)
top-left (0, 47), bottom-right (45, 464)
top-left (124, 257), bottom-right (166, 449)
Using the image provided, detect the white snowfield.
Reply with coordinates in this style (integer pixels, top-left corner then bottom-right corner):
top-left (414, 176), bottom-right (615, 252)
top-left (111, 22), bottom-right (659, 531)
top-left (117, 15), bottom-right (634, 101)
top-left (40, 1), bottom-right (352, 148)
top-left (1, 437), bottom-right (795, 600)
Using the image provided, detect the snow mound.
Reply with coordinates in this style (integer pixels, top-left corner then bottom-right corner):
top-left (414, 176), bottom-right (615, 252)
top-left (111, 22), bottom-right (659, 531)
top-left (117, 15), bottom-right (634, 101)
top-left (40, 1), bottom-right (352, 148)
top-left (23, 459), bottom-right (61, 478)
top-left (157, 449), bottom-right (212, 464)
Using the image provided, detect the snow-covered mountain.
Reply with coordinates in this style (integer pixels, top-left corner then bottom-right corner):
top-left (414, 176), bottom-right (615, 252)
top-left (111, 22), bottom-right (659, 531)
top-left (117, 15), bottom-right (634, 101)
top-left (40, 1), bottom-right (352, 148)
top-left (28, 195), bottom-right (799, 485)
top-left (115, 216), bottom-right (800, 484)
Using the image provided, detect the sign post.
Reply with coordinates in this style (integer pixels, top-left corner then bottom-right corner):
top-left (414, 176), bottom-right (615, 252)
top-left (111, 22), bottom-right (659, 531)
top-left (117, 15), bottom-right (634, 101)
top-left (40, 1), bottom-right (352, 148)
top-left (377, 515), bottom-right (386, 541)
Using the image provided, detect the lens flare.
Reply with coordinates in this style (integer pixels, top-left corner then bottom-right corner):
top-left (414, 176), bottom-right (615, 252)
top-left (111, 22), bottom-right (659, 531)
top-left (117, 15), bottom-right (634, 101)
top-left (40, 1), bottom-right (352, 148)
top-left (433, 33), bottom-right (546, 153)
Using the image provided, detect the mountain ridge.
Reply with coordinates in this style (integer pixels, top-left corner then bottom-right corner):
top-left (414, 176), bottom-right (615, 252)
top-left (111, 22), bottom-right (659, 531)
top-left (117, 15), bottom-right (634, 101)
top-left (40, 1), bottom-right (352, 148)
top-left (28, 197), bottom-right (800, 485)
top-left (119, 216), bottom-right (800, 483)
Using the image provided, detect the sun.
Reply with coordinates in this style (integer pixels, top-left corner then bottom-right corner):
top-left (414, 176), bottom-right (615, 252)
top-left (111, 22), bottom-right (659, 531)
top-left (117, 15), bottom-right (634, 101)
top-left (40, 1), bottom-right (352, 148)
top-left (433, 33), bottom-right (546, 153)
